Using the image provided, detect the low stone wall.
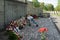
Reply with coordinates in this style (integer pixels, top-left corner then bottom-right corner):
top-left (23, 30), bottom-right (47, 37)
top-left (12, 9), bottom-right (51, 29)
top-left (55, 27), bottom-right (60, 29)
top-left (39, 13), bottom-right (50, 18)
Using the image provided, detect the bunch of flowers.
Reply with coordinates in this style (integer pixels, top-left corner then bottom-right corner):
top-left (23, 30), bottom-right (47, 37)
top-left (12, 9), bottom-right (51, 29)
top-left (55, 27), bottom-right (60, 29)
top-left (38, 27), bottom-right (48, 40)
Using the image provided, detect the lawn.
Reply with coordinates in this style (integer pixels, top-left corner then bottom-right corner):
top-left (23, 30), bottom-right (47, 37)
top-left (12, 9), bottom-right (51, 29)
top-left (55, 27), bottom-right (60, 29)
top-left (51, 13), bottom-right (60, 16)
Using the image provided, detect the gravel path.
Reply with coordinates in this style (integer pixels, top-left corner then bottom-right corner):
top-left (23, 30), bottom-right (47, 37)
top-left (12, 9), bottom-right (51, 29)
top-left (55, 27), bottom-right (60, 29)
top-left (0, 18), bottom-right (60, 40)
top-left (20, 18), bottom-right (60, 40)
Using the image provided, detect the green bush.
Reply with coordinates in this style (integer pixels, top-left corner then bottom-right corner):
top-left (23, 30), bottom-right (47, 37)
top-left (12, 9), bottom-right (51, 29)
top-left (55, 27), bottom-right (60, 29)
top-left (6, 30), bottom-right (13, 35)
top-left (6, 30), bottom-right (18, 40)
top-left (8, 33), bottom-right (18, 40)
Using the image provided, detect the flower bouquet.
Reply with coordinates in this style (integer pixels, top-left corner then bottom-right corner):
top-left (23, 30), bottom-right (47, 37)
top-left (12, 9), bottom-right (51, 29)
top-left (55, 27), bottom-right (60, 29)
top-left (38, 27), bottom-right (48, 40)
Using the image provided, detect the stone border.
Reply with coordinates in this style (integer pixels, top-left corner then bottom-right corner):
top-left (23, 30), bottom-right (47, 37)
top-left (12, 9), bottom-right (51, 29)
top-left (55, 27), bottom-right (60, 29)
top-left (50, 18), bottom-right (60, 33)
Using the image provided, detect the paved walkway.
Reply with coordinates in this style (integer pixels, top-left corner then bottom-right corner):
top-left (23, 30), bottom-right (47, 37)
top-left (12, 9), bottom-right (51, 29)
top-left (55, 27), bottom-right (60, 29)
top-left (20, 18), bottom-right (60, 40)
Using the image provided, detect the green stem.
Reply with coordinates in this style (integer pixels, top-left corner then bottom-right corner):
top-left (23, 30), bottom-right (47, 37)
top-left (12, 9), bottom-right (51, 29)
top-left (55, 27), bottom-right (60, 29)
top-left (41, 32), bottom-right (46, 40)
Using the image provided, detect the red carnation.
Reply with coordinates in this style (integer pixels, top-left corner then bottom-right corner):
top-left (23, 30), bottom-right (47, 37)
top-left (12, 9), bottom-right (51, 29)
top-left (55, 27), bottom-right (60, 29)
top-left (38, 27), bottom-right (48, 33)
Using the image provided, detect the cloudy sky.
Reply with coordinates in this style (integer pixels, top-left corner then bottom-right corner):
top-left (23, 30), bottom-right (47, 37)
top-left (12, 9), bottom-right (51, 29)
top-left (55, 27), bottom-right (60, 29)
top-left (28, 0), bottom-right (58, 7)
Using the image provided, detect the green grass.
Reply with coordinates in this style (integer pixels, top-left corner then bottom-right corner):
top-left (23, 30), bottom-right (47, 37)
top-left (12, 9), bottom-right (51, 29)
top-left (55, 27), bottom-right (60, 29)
top-left (51, 13), bottom-right (60, 16)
